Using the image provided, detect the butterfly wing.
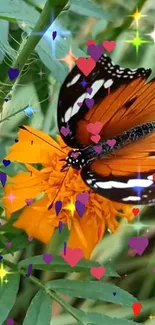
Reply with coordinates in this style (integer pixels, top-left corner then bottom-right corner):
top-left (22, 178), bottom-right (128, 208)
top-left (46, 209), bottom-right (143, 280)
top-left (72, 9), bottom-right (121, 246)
top-left (81, 132), bottom-right (155, 204)
top-left (58, 53), bottom-right (151, 147)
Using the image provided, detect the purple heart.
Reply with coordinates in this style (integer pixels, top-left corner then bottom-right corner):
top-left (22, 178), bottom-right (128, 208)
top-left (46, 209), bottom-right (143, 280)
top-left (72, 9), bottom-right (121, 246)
top-left (3, 159), bottom-right (11, 167)
top-left (14, 139), bottom-right (19, 142)
top-left (25, 198), bottom-right (33, 206)
top-left (113, 292), bottom-right (116, 296)
top-left (42, 254), bottom-right (54, 264)
top-left (0, 172), bottom-right (7, 187)
top-left (60, 127), bottom-right (70, 137)
top-left (85, 98), bottom-right (94, 109)
top-left (4, 98), bottom-right (9, 102)
top-left (86, 87), bottom-right (93, 95)
top-left (6, 242), bottom-right (12, 247)
top-left (75, 200), bottom-right (86, 217)
top-left (52, 31), bottom-right (57, 40)
top-left (76, 192), bottom-right (89, 205)
top-left (94, 145), bottom-right (102, 154)
top-left (7, 319), bottom-right (14, 325)
top-left (128, 236), bottom-right (149, 255)
top-left (8, 68), bottom-right (19, 81)
top-left (55, 201), bottom-right (62, 216)
top-left (87, 44), bottom-right (104, 62)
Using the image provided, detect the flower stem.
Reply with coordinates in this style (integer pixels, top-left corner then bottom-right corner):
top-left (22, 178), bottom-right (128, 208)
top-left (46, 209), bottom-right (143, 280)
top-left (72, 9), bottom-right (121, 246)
top-left (3, 258), bottom-right (84, 324)
top-left (0, 0), bottom-right (68, 111)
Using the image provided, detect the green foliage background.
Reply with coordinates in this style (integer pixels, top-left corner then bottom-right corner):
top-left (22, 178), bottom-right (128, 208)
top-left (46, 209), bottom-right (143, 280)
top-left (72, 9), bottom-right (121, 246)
top-left (0, 0), bottom-right (155, 324)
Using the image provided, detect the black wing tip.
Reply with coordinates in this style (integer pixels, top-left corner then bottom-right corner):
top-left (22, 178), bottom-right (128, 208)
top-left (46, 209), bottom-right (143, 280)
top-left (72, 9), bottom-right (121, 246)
top-left (19, 125), bottom-right (26, 130)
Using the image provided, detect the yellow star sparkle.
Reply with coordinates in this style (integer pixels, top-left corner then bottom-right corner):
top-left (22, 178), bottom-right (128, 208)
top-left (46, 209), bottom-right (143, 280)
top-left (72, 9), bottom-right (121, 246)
top-left (57, 47), bottom-right (77, 72)
top-left (125, 30), bottom-right (149, 54)
top-left (0, 263), bottom-right (11, 285)
top-left (64, 198), bottom-right (75, 216)
top-left (129, 8), bottom-right (146, 27)
top-left (149, 315), bottom-right (154, 320)
top-left (146, 25), bottom-right (155, 43)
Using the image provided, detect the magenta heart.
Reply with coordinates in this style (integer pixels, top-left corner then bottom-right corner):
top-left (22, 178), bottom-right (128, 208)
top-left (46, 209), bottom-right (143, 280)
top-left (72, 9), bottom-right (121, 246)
top-left (42, 254), bottom-right (54, 264)
top-left (94, 145), bottom-right (102, 153)
top-left (28, 237), bottom-right (33, 242)
top-left (6, 242), bottom-right (12, 247)
top-left (128, 236), bottom-right (149, 255)
top-left (85, 98), bottom-right (94, 109)
top-left (60, 127), bottom-right (70, 137)
top-left (87, 44), bottom-right (104, 62)
top-left (71, 152), bottom-right (80, 159)
top-left (87, 87), bottom-right (93, 95)
top-left (77, 102), bottom-right (83, 107)
top-left (76, 192), bottom-right (89, 205)
top-left (107, 139), bottom-right (116, 147)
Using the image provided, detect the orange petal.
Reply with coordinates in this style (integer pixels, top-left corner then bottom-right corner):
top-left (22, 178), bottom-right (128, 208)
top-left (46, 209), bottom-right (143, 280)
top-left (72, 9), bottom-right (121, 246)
top-left (14, 196), bottom-right (58, 243)
top-left (5, 126), bottom-right (66, 166)
top-left (2, 168), bottom-right (46, 217)
top-left (68, 214), bottom-right (105, 259)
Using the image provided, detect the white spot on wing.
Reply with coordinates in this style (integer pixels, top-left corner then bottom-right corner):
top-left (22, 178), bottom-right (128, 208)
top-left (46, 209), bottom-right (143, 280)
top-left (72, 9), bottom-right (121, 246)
top-left (66, 74), bottom-right (81, 87)
top-left (95, 179), bottom-right (153, 189)
top-left (104, 79), bottom-right (113, 88)
top-left (86, 79), bottom-right (104, 99)
top-left (123, 196), bottom-right (141, 202)
top-left (64, 93), bottom-right (86, 123)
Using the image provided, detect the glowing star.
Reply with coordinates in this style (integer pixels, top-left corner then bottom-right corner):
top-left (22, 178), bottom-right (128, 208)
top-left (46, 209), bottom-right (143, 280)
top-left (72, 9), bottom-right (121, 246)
top-left (128, 8), bottom-right (146, 27)
top-left (23, 103), bottom-right (38, 118)
top-left (149, 315), bottom-right (154, 320)
top-left (0, 263), bottom-right (11, 285)
top-left (63, 198), bottom-right (75, 216)
top-left (7, 194), bottom-right (15, 201)
top-left (125, 30), bottom-right (149, 54)
top-left (57, 47), bottom-right (77, 72)
top-left (21, 22), bottom-right (26, 28)
top-left (38, 70), bottom-right (45, 78)
top-left (146, 25), bottom-right (155, 43)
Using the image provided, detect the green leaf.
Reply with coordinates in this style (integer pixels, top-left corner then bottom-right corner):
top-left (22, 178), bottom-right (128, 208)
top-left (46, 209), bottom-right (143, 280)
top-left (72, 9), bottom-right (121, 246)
top-left (0, 0), bottom-right (39, 24)
top-left (46, 279), bottom-right (137, 307)
top-left (23, 289), bottom-right (51, 325)
top-left (92, 19), bottom-right (108, 39)
top-left (76, 309), bottom-right (142, 325)
top-left (18, 255), bottom-right (119, 277)
top-left (0, 233), bottom-right (31, 254)
top-left (0, 273), bottom-right (20, 324)
top-left (70, 0), bottom-right (112, 20)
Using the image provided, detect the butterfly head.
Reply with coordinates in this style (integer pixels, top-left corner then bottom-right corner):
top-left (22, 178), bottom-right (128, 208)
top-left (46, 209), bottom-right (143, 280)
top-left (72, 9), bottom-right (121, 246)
top-left (61, 149), bottom-right (86, 171)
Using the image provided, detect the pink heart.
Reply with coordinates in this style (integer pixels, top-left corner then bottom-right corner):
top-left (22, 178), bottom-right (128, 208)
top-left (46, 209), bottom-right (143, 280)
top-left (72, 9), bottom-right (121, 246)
top-left (90, 266), bottom-right (106, 280)
top-left (25, 198), bottom-right (33, 206)
top-left (28, 237), bottom-right (33, 242)
top-left (6, 242), bottom-right (12, 247)
top-left (61, 247), bottom-right (83, 267)
top-left (94, 145), bottom-right (102, 153)
top-left (102, 40), bottom-right (116, 52)
top-left (91, 135), bottom-right (101, 143)
top-left (71, 152), bottom-right (80, 159)
top-left (76, 57), bottom-right (96, 76)
top-left (107, 139), bottom-right (116, 147)
top-left (87, 122), bottom-right (103, 135)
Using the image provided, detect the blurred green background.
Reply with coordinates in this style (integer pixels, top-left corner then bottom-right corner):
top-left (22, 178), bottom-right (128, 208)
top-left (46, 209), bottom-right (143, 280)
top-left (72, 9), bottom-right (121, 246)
top-left (0, 0), bottom-right (155, 324)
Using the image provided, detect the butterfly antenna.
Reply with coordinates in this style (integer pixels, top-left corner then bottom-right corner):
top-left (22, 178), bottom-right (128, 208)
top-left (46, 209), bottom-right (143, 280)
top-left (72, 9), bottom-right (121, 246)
top-left (48, 169), bottom-right (70, 210)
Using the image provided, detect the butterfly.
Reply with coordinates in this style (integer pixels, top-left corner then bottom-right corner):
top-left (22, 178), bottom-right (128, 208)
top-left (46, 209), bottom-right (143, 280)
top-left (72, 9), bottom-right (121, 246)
top-left (57, 53), bottom-right (155, 205)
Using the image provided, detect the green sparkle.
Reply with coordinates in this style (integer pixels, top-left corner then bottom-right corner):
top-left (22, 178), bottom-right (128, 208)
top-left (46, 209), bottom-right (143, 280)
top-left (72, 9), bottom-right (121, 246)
top-left (125, 30), bottom-right (150, 55)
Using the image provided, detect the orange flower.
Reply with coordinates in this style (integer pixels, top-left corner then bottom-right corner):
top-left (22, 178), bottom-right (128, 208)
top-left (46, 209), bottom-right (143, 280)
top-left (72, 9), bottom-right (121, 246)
top-left (2, 126), bottom-right (133, 258)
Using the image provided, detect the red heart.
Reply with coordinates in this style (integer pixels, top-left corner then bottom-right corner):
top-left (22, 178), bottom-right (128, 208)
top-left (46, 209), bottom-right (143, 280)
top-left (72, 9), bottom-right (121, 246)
top-left (61, 247), bottom-right (83, 267)
top-left (76, 57), bottom-right (96, 76)
top-left (90, 266), bottom-right (106, 280)
top-left (91, 135), bottom-right (101, 143)
top-left (87, 122), bottom-right (103, 135)
top-left (132, 208), bottom-right (140, 216)
top-left (86, 39), bottom-right (96, 46)
top-left (102, 40), bottom-right (116, 52)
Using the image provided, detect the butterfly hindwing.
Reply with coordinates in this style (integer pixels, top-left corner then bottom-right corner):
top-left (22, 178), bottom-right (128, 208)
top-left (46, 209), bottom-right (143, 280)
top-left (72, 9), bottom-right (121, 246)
top-left (58, 54), bottom-right (151, 147)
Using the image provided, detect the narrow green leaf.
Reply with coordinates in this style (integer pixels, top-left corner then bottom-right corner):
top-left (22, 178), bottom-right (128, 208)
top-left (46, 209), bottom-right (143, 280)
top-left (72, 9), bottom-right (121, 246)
top-left (76, 309), bottom-right (142, 325)
top-left (0, 273), bottom-right (20, 324)
top-left (0, 0), bottom-right (39, 24)
top-left (0, 233), bottom-right (31, 254)
top-left (23, 289), bottom-right (51, 325)
top-left (70, 0), bottom-right (112, 20)
top-left (18, 255), bottom-right (119, 277)
top-left (46, 280), bottom-right (137, 307)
